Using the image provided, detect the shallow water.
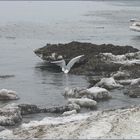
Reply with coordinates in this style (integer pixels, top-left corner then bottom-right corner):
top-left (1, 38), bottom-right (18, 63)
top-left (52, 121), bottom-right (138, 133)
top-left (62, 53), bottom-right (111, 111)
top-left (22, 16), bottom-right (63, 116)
top-left (0, 0), bottom-right (140, 110)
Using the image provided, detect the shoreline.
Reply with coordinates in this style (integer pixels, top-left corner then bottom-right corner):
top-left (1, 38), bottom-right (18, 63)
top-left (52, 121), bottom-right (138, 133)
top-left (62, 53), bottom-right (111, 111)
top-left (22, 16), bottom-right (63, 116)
top-left (1, 105), bottom-right (140, 139)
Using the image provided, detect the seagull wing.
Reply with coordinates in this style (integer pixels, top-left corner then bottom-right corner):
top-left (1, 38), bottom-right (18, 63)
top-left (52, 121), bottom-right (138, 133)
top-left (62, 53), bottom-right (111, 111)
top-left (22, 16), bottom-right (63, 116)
top-left (51, 60), bottom-right (66, 69)
top-left (66, 55), bottom-right (84, 70)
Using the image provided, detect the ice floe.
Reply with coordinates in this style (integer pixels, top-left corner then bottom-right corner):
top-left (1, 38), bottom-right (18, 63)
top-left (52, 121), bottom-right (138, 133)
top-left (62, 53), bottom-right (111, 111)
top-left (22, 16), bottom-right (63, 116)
top-left (0, 89), bottom-right (19, 100)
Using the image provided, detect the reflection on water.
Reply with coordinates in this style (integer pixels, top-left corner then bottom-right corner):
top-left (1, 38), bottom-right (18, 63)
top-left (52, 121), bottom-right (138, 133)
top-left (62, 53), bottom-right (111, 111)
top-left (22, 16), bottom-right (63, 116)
top-left (35, 62), bottom-right (88, 89)
top-left (33, 62), bottom-right (89, 107)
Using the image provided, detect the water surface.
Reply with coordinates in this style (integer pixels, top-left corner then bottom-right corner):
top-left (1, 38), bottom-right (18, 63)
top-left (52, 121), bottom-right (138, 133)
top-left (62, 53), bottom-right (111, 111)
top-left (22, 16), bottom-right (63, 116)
top-left (0, 0), bottom-right (140, 110)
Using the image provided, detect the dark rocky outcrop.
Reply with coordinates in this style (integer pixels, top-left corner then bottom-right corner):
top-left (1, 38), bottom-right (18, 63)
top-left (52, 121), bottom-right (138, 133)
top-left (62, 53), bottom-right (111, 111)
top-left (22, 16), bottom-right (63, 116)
top-left (0, 103), bottom-right (81, 126)
top-left (18, 103), bottom-right (80, 115)
top-left (18, 104), bottom-right (41, 115)
top-left (34, 41), bottom-right (139, 75)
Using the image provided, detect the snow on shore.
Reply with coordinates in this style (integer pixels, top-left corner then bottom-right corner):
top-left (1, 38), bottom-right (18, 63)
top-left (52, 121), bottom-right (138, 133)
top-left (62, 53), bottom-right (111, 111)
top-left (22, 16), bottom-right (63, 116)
top-left (100, 51), bottom-right (140, 65)
top-left (118, 78), bottom-right (140, 85)
top-left (1, 105), bottom-right (140, 139)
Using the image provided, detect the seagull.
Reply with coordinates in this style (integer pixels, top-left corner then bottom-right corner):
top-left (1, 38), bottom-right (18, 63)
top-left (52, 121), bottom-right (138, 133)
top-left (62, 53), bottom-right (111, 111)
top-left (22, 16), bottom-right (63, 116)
top-left (51, 55), bottom-right (84, 73)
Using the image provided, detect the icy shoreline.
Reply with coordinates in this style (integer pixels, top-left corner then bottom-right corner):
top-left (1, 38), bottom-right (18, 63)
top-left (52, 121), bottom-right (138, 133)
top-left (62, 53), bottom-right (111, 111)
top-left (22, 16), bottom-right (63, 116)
top-left (0, 105), bottom-right (140, 139)
top-left (0, 47), bottom-right (139, 139)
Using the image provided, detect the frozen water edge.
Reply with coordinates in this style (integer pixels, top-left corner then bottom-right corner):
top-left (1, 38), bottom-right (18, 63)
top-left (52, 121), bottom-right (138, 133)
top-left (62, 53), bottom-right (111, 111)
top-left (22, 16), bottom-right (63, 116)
top-left (1, 105), bottom-right (140, 139)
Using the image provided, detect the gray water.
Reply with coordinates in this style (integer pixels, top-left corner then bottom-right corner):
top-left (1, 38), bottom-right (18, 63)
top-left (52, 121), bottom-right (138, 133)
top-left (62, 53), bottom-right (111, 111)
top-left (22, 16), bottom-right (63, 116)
top-left (0, 1), bottom-right (140, 110)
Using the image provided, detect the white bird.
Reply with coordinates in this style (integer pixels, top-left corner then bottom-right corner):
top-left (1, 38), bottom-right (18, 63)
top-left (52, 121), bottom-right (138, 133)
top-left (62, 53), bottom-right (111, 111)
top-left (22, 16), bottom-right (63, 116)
top-left (51, 55), bottom-right (84, 73)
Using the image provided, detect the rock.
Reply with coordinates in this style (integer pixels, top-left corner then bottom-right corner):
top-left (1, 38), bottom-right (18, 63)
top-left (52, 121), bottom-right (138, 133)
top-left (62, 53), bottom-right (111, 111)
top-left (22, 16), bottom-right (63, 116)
top-left (18, 104), bottom-right (41, 115)
top-left (18, 103), bottom-right (80, 115)
top-left (124, 85), bottom-right (140, 98)
top-left (83, 86), bottom-right (112, 100)
top-left (93, 61), bottom-right (122, 74)
top-left (120, 63), bottom-right (140, 79)
top-left (2, 105), bottom-right (140, 139)
top-left (64, 86), bottom-right (111, 101)
top-left (64, 87), bottom-right (86, 98)
top-left (34, 41), bottom-right (139, 75)
top-left (123, 78), bottom-right (140, 98)
top-left (0, 89), bottom-right (19, 100)
top-left (44, 104), bottom-right (81, 114)
top-left (128, 86), bottom-right (140, 98)
top-left (125, 51), bottom-right (140, 59)
top-left (95, 77), bottom-right (123, 90)
top-left (130, 78), bottom-right (140, 86)
top-left (0, 106), bottom-right (22, 126)
top-left (99, 51), bottom-right (140, 63)
top-left (68, 98), bottom-right (97, 108)
top-left (0, 103), bottom-right (79, 127)
top-left (0, 103), bottom-right (81, 125)
top-left (67, 103), bottom-right (80, 112)
top-left (62, 110), bottom-right (77, 116)
top-left (96, 52), bottom-right (140, 77)
top-left (87, 76), bottom-right (103, 88)
top-left (112, 71), bottom-right (130, 80)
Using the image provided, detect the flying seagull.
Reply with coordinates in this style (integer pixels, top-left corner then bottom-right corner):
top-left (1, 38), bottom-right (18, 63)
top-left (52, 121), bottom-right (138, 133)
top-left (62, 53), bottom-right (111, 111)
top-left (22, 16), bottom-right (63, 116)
top-left (51, 55), bottom-right (84, 73)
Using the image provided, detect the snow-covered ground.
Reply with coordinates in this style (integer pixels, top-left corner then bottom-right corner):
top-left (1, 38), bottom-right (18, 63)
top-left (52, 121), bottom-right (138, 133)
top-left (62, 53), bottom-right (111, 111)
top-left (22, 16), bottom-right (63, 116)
top-left (0, 105), bottom-right (140, 139)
